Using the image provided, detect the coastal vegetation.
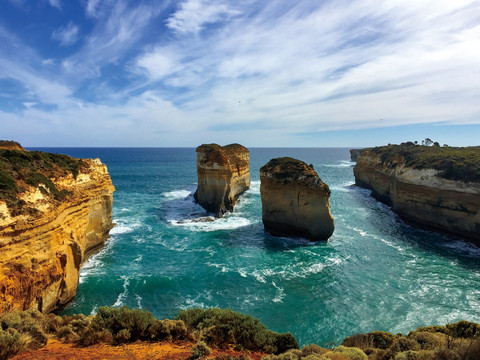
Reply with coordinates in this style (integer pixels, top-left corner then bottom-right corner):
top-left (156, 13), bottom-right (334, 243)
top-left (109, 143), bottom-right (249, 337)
top-left (0, 147), bottom-right (83, 215)
top-left (0, 307), bottom-right (478, 360)
top-left (369, 143), bottom-right (480, 183)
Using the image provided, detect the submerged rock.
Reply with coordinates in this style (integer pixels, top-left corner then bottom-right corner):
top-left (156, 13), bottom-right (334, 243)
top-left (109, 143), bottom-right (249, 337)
top-left (260, 157), bottom-right (335, 241)
top-left (194, 143), bottom-right (250, 217)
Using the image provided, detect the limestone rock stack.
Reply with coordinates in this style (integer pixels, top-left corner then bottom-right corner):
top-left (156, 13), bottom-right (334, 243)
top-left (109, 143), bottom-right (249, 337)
top-left (260, 157), bottom-right (334, 241)
top-left (194, 143), bottom-right (250, 217)
top-left (0, 147), bottom-right (115, 315)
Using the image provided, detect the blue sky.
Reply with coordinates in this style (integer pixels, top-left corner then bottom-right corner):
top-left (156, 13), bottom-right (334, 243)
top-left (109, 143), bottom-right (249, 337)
top-left (1, 0), bottom-right (479, 147)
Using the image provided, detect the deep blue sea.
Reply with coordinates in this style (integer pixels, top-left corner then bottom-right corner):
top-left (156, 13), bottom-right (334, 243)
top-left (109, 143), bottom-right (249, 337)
top-left (31, 147), bottom-right (480, 346)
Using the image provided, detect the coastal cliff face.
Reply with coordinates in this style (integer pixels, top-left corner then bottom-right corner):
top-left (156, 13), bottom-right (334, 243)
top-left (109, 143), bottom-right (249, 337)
top-left (260, 157), bottom-right (334, 241)
top-left (354, 147), bottom-right (480, 241)
top-left (194, 143), bottom-right (250, 217)
top-left (0, 148), bottom-right (115, 314)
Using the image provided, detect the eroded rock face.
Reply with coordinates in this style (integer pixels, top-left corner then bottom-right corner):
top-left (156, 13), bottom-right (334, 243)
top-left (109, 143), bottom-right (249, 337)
top-left (0, 140), bottom-right (25, 151)
top-left (194, 144), bottom-right (250, 217)
top-left (0, 154), bottom-right (115, 315)
top-left (354, 150), bottom-right (480, 241)
top-left (260, 157), bottom-right (334, 241)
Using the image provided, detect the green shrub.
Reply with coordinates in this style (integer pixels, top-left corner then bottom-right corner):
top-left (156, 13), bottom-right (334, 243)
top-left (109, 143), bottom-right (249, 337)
top-left (463, 338), bottom-right (480, 360)
top-left (78, 328), bottom-right (114, 346)
top-left (367, 332), bottom-right (397, 350)
top-left (214, 355), bottom-right (252, 360)
top-left (302, 344), bottom-right (327, 356)
top-left (388, 337), bottom-right (421, 353)
top-left (92, 306), bottom-right (155, 342)
top-left (446, 321), bottom-right (480, 338)
top-left (190, 340), bottom-right (212, 359)
top-left (176, 308), bottom-right (298, 354)
top-left (116, 328), bottom-right (131, 343)
top-left (0, 310), bottom-right (47, 349)
top-left (395, 351), bottom-right (420, 360)
top-left (326, 346), bottom-right (367, 360)
top-left (148, 319), bottom-right (189, 341)
top-left (0, 328), bottom-right (24, 360)
top-left (408, 332), bottom-right (446, 350)
top-left (341, 334), bottom-right (373, 350)
top-left (302, 355), bottom-right (328, 360)
top-left (431, 348), bottom-right (460, 360)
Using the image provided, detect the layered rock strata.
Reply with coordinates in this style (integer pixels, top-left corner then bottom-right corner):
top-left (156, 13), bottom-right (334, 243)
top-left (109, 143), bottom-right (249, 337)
top-left (354, 148), bottom-right (480, 241)
top-left (194, 144), bottom-right (250, 217)
top-left (0, 148), bottom-right (115, 315)
top-left (260, 157), bottom-right (334, 241)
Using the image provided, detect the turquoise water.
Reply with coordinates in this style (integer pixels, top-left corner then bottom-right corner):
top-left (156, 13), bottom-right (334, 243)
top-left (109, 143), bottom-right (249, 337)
top-left (33, 148), bottom-right (480, 346)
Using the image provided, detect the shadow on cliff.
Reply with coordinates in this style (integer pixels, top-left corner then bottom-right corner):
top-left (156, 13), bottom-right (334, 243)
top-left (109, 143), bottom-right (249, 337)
top-left (348, 184), bottom-right (480, 271)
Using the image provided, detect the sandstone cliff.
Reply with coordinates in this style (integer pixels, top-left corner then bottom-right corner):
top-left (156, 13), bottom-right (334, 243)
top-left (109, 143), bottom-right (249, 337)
top-left (353, 145), bottom-right (480, 241)
top-left (260, 157), bottom-right (334, 241)
top-left (194, 143), bottom-right (250, 217)
top-left (0, 146), bottom-right (115, 314)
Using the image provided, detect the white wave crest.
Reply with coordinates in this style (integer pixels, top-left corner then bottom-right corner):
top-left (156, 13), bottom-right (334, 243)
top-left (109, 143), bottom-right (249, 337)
top-left (163, 189), bottom-right (192, 200)
top-left (113, 276), bottom-right (130, 307)
top-left (170, 215), bottom-right (251, 232)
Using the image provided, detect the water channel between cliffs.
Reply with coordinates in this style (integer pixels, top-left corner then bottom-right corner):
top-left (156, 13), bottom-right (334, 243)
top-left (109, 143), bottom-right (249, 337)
top-left (31, 147), bottom-right (480, 347)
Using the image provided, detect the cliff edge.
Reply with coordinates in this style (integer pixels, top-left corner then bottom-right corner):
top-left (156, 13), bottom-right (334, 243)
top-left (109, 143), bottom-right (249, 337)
top-left (260, 157), bottom-right (334, 241)
top-left (194, 143), bottom-right (250, 217)
top-left (353, 144), bottom-right (480, 241)
top-left (0, 145), bottom-right (115, 314)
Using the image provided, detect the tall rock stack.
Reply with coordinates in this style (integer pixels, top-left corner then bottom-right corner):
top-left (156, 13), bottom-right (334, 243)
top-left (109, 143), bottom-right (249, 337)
top-left (0, 145), bottom-right (115, 315)
top-left (194, 143), bottom-right (250, 217)
top-left (260, 157), bottom-right (334, 241)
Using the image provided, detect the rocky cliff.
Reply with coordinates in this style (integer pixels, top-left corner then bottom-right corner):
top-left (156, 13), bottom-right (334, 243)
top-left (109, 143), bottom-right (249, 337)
top-left (353, 144), bottom-right (480, 241)
top-left (194, 143), bottom-right (250, 217)
top-left (0, 146), bottom-right (115, 314)
top-left (260, 157), bottom-right (334, 241)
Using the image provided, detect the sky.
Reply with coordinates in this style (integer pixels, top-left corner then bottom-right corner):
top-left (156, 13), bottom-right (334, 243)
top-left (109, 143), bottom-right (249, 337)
top-left (1, 0), bottom-right (480, 147)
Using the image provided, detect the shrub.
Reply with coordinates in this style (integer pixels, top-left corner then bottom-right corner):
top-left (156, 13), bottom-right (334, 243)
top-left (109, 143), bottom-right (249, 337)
top-left (463, 338), bottom-right (480, 360)
top-left (395, 351), bottom-right (420, 360)
top-left (148, 319), bottom-right (189, 341)
top-left (92, 306), bottom-right (155, 341)
top-left (326, 346), bottom-right (367, 360)
top-left (176, 308), bottom-right (299, 354)
top-left (408, 332), bottom-right (446, 350)
top-left (341, 334), bottom-right (373, 350)
top-left (116, 328), bottom-right (131, 344)
top-left (446, 321), bottom-right (480, 338)
top-left (368, 332), bottom-right (397, 350)
top-left (0, 328), bottom-right (24, 360)
top-left (78, 328), bottom-right (114, 347)
top-left (431, 349), bottom-right (461, 360)
top-left (388, 337), bottom-right (421, 353)
top-left (190, 340), bottom-right (212, 359)
top-left (302, 344), bottom-right (327, 356)
top-left (214, 355), bottom-right (252, 360)
top-left (0, 310), bottom-right (47, 349)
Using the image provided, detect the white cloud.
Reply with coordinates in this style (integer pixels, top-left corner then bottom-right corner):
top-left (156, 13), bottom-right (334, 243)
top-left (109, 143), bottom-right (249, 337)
top-left (52, 22), bottom-right (80, 46)
top-left (167, 0), bottom-right (241, 34)
top-left (85, 0), bottom-right (102, 17)
top-left (48, 0), bottom-right (61, 10)
top-left (136, 48), bottom-right (182, 80)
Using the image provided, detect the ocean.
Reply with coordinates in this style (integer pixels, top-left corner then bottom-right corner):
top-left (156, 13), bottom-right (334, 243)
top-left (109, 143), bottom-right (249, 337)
top-left (31, 147), bottom-right (480, 347)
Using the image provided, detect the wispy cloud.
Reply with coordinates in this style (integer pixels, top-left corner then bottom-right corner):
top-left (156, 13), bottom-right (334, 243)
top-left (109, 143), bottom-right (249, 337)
top-left (167, 0), bottom-right (241, 34)
top-left (1, 0), bottom-right (480, 146)
top-left (52, 22), bottom-right (80, 46)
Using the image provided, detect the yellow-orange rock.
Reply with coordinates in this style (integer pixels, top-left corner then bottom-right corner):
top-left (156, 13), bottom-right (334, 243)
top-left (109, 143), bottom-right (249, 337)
top-left (0, 157), bottom-right (115, 315)
top-left (194, 144), bottom-right (250, 217)
top-left (260, 157), bottom-right (334, 241)
top-left (354, 150), bottom-right (480, 241)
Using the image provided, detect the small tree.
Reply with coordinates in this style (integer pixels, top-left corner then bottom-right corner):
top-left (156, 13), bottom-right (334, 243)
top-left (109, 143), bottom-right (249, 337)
top-left (424, 138), bottom-right (433, 146)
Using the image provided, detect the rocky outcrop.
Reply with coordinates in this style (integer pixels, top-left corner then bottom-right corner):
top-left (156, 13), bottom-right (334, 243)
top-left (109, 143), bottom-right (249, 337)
top-left (0, 140), bottom-right (25, 151)
top-left (350, 149), bottom-right (366, 162)
top-left (260, 157), bottom-right (334, 241)
top-left (354, 148), bottom-right (480, 242)
top-left (0, 147), bottom-right (115, 314)
top-left (194, 144), bottom-right (250, 217)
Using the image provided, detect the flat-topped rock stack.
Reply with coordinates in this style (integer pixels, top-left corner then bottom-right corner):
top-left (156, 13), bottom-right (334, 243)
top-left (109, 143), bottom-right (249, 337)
top-left (260, 157), bottom-right (335, 241)
top-left (194, 143), bottom-right (250, 217)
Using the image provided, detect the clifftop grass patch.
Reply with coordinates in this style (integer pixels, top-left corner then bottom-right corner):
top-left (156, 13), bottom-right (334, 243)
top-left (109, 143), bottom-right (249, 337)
top-left (368, 144), bottom-right (480, 183)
